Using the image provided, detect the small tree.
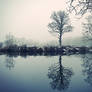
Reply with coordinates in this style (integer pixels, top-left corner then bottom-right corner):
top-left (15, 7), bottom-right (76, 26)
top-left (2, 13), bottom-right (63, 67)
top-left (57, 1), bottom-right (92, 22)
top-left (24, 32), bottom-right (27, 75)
top-left (4, 33), bottom-right (16, 47)
top-left (83, 15), bottom-right (92, 39)
top-left (48, 11), bottom-right (72, 47)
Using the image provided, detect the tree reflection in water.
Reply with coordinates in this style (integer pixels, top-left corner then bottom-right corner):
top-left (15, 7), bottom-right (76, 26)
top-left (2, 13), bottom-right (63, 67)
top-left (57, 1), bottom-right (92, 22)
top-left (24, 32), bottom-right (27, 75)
top-left (48, 55), bottom-right (73, 91)
top-left (5, 56), bottom-right (15, 70)
top-left (82, 54), bottom-right (92, 86)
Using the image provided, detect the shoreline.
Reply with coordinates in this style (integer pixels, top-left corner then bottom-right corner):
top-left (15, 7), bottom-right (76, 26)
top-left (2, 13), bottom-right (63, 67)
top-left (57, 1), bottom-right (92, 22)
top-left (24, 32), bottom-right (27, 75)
top-left (0, 45), bottom-right (92, 56)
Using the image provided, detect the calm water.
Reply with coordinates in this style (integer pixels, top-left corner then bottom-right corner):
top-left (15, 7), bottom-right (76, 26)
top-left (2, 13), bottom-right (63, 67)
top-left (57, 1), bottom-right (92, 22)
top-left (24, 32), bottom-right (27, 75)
top-left (0, 54), bottom-right (92, 92)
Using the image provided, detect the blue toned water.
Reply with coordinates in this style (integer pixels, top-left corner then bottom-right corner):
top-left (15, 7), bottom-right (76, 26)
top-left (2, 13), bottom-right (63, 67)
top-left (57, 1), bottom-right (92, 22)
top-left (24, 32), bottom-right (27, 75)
top-left (0, 54), bottom-right (92, 92)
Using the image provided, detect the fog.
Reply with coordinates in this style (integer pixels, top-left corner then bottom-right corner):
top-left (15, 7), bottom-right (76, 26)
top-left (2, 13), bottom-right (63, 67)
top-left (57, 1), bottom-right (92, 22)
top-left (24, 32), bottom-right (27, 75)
top-left (0, 0), bottom-right (85, 43)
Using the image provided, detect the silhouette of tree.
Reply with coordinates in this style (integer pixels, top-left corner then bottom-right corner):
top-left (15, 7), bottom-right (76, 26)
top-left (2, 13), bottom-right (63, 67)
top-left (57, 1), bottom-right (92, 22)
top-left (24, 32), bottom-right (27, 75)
top-left (5, 56), bottom-right (15, 70)
top-left (48, 11), bottom-right (72, 47)
top-left (48, 55), bottom-right (73, 91)
top-left (82, 54), bottom-right (92, 86)
top-left (67, 0), bottom-right (92, 15)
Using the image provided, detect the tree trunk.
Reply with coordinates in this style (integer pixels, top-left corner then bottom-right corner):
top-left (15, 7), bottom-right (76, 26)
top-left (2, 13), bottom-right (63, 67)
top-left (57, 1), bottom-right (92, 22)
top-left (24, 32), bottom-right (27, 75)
top-left (59, 31), bottom-right (62, 48)
top-left (59, 55), bottom-right (63, 84)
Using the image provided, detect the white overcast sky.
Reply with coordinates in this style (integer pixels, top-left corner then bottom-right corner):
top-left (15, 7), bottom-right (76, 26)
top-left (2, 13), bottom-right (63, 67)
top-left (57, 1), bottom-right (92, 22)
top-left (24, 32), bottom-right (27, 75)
top-left (0, 0), bottom-right (86, 42)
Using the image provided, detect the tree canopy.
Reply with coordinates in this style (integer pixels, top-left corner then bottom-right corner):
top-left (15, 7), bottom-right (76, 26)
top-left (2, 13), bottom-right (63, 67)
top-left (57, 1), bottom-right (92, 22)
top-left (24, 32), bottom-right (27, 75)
top-left (48, 11), bottom-right (72, 47)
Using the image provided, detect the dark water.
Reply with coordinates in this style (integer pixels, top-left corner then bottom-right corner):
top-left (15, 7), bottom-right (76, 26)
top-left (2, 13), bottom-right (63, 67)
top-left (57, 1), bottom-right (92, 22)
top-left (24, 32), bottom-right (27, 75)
top-left (0, 54), bottom-right (92, 92)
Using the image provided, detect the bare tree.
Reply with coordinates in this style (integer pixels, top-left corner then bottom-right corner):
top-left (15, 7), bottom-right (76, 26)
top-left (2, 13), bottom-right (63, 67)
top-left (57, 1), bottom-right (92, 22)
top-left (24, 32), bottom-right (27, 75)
top-left (4, 33), bottom-right (16, 47)
top-left (82, 15), bottom-right (92, 39)
top-left (67, 0), bottom-right (92, 15)
top-left (48, 11), bottom-right (72, 47)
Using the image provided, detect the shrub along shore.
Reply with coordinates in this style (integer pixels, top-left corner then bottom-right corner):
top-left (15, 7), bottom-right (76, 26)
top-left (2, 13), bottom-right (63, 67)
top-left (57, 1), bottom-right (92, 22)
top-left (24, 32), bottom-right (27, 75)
top-left (0, 45), bottom-right (92, 56)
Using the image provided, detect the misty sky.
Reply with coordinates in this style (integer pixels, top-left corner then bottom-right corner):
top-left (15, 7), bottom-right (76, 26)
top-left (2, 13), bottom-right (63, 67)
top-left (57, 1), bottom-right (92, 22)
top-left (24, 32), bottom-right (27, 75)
top-left (0, 0), bottom-right (86, 42)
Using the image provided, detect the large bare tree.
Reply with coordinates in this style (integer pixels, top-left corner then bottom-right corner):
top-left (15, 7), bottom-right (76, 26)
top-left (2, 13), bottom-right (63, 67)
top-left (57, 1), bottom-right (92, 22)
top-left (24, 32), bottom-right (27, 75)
top-left (48, 11), bottom-right (72, 47)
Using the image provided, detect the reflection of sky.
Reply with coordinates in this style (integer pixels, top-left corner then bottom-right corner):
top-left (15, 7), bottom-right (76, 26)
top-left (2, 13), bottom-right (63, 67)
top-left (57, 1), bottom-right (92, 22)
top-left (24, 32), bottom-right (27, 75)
top-left (0, 0), bottom-right (86, 42)
top-left (0, 55), bottom-right (92, 92)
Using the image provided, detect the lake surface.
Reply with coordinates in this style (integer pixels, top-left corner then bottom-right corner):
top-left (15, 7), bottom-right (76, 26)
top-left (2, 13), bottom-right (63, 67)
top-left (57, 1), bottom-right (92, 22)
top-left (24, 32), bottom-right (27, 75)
top-left (0, 54), bottom-right (92, 92)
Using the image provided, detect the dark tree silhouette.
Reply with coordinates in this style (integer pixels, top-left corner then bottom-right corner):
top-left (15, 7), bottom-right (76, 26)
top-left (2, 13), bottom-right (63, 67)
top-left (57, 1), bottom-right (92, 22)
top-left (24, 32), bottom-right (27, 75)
top-left (48, 11), bottom-right (72, 47)
top-left (48, 55), bottom-right (73, 91)
top-left (67, 0), bottom-right (92, 15)
top-left (81, 54), bottom-right (92, 86)
top-left (5, 56), bottom-right (15, 70)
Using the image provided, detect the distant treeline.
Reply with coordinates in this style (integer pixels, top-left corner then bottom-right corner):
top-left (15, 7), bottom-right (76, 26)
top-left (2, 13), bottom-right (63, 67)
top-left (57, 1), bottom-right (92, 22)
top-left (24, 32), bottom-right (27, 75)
top-left (0, 45), bottom-right (92, 56)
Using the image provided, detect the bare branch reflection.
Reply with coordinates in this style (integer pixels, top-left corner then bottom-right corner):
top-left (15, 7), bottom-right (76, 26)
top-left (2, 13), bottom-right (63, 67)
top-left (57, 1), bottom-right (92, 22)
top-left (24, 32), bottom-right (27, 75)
top-left (48, 55), bottom-right (73, 91)
top-left (82, 54), bottom-right (92, 85)
top-left (5, 56), bottom-right (15, 70)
